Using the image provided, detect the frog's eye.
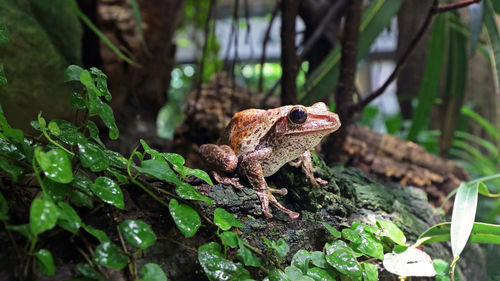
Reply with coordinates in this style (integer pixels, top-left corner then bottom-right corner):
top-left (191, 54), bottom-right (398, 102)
top-left (289, 106), bottom-right (308, 125)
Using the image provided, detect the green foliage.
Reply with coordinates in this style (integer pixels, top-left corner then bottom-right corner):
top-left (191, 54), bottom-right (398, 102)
top-left (214, 208), bottom-right (243, 231)
top-left (198, 242), bottom-right (253, 281)
top-left (140, 263), bottom-right (168, 281)
top-left (168, 199), bottom-right (201, 238)
top-left (119, 220), bottom-right (157, 250)
top-left (35, 249), bottom-right (55, 276)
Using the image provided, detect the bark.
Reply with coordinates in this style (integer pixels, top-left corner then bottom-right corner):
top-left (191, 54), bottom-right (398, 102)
top-left (280, 0), bottom-right (299, 105)
top-left (396, 0), bottom-right (434, 119)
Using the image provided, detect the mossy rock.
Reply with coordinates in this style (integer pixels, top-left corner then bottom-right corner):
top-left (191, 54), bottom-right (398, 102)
top-left (0, 0), bottom-right (82, 131)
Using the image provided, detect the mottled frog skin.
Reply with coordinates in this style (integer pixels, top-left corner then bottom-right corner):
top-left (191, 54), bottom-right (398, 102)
top-left (200, 102), bottom-right (341, 219)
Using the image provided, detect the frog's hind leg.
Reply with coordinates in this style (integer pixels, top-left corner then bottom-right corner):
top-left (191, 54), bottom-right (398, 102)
top-left (212, 171), bottom-right (244, 189)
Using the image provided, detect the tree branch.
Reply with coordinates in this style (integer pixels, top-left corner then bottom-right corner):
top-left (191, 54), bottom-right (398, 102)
top-left (258, 1), bottom-right (280, 93)
top-left (280, 0), bottom-right (300, 105)
top-left (434, 0), bottom-right (481, 13)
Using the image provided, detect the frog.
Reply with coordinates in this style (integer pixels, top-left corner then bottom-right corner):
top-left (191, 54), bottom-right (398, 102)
top-left (199, 102), bottom-right (341, 219)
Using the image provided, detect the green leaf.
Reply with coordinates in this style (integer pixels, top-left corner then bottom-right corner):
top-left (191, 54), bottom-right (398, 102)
top-left (236, 242), bottom-right (261, 267)
top-left (163, 153), bottom-right (185, 166)
top-left (342, 229), bottom-right (361, 243)
top-left (38, 113), bottom-right (46, 130)
top-left (484, 0), bottom-right (500, 93)
top-left (57, 202), bottom-right (82, 234)
top-left (48, 121), bottom-right (61, 136)
top-left (78, 142), bottom-right (110, 172)
top-left (90, 67), bottom-right (112, 101)
top-left (306, 267), bottom-right (336, 281)
top-left (376, 219), bottom-right (407, 245)
top-left (213, 208), bottom-right (243, 231)
top-left (349, 224), bottom-right (384, 260)
top-left (72, 172), bottom-right (92, 191)
top-left (35, 148), bottom-right (73, 184)
top-left (0, 19), bottom-right (9, 43)
top-left (52, 120), bottom-right (87, 145)
top-left (322, 222), bottom-right (341, 238)
top-left (310, 251), bottom-right (328, 268)
top-left (275, 238), bottom-right (290, 258)
top-left (43, 177), bottom-right (70, 202)
top-left (30, 198), bottom-right (58, 236)
top-left (183, 167), bottom-right (213, 186)
top-left (6, 224), bottom-right (35, 240)
top-left (80, 69), bottom-right (92, 86)
top-left (83, 224), bottom-right (110, 243)
top-left (264, 269), bottom-right (290, 281)
top-left (407, 14), bottom-right (446, 140)
top-left (0, 192), bottom-right (7, 220)
top-left (168, 199), bottom-right (201, 238)
top-left (86, 120), bottom-right (100, 141)
top-left (451, 182), bottom-right (478, 258)
top-left (198, 242), bottom-right (252, 281)
top-left (139, 159), bottom-right (181, 185)
top-left (477, 181), bottom-right (500, 197)
top-left (461, 106), bottom-right (499, 141)
top-left (91, 177), bottom-right (124, 209)
top-left (325, 240), bottom-right (361, 277)
top-left (0, 155), bottom-right (23, 181)
top-left (362, 263), bottom-right (378, 281)
top-left (218, 231), bottom-right (239, 248)
top-left (140, 263), bottom-right (168, 281)
top-left (299, 0), bottom-right (403, 103)
top-left (35, 249), bottom-right (55, 276)
top-left (70, 92), bottom-right (87, 109)
top-left (76, 263), bottom-right (105, 281)
top-left (291, 250), bottom-right (310, 274)
top-left (119, 219), bottom-right (157, 250)
top-left (64, 65), bottom-right (84, 82)
top-left (285, 265), bottom-right (312, 281)
top-left (0, 65), bottom-right (7, 86)
top-left (92, 242), bottom-right (128, 270)
top-left (418, 222), bottom-right (500, 246)
top-left (176, 183), bottom-right (213, 205)
top-left (69, 190), bottom-right (94, 208)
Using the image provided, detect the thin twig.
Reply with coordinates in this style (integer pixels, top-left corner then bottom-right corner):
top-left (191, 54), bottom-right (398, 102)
top-left (434, 0), bottom-right (481, 13)
top-left (258, 1), bottom-right (280, 93)
top-left (352, 1), bottom-right (437, 112)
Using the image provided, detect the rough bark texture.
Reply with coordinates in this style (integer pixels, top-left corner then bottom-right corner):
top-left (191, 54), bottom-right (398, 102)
top-left (396, 0), bottom-right (434, 119)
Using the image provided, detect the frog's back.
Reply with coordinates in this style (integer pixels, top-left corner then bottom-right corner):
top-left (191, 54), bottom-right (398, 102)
top-left (219, 108), bottom-right (282, 155)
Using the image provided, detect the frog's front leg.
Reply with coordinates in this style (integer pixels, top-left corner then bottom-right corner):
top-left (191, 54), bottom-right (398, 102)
top-left (289, 150), bottom-right (328, 186)
top-left (241, 148), bottom-right (299, 219)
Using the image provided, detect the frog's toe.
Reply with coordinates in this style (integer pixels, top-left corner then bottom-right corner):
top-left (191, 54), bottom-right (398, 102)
top-left (269, 187), bottom-right (288, 196)
top-left (315, 177), bottom-right (328, 185)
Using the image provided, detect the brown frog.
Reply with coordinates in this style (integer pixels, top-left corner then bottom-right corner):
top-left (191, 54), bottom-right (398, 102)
top-left (199, 102), bottom-right (341, 219)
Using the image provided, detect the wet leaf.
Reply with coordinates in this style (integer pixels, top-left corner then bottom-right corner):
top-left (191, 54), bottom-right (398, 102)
top-left (310, 251), bottom-right (328, 268)
top-left (35, 148), bottom-right (73, 184)
top-left (163, 152), bottom-right (185, 166)
top-left (43, 177), bottom-right (70, 202)
top-left (78, 141), bottom-right (110, 172)
top-left (48, 121), bottom-right (60, 136)
top-left (57, 202), bottom-right (81, 234)
top-left (83, 224), bottom-right (110, 243)
top-left (140, 263), bottom-right (168, 281)
top-left (349, 224), bottom-right (384, 260)
top-left (291, 250), bottom-right (310, 274)
top-left (306, 267), bottom-right (336, 281)
top-left (376, 219), bottom-right (407, 245)
top-left (6, 224), bottom-right (35, 240)
top-left (218, 231), bottom-right (239, 248)
top-left (90, 177), bottom-right (124, 209)
top-left (69, 190), bottom-right (94, 208)
top-left (30, 198), bottom-right (58, 236)
top-left (285, 265), bottom-right (313, 281)
top-left (64, 65), bottom-right (84, 82)
top-left (322, 222), bottom-right (341, 238)
top-left (362, 263), bottom-right (378, 281)
top-left (35, 249), bottom-right (55, 276)
top-left (119, 219), bottom-right (157, 250)
top-left (92, 242), bottom-right (128, 270)
top-left (176, 183), bottom-right (213, 205)
top-left (168, 199), bottom-right (200, 238)
top-left (72, 172), bottom-right (92, 191)
top-left (213, 208), bottom-right (243, 231)
top-left (264, 269), bottom-right (290, 281)
top-left (140, 159), bottom-right (181, 185)
top-left (325, 240), bottom-right (361, 277)
top-left (237, 239), bottom-right (260, 267)
top-left (52, 120), bottom-right (86, 145)
top-left (198, 242), bottom-right (252, 281)
top-left (70, 92), bottom-right (87, 109)
top-left (76, 263), bottom-right (105, 281)
top-left (0, 155), bottom-right (23, 181)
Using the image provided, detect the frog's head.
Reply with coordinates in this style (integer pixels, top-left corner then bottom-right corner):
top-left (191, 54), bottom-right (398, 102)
top-left (275, 102), bottom-right (341, 138)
